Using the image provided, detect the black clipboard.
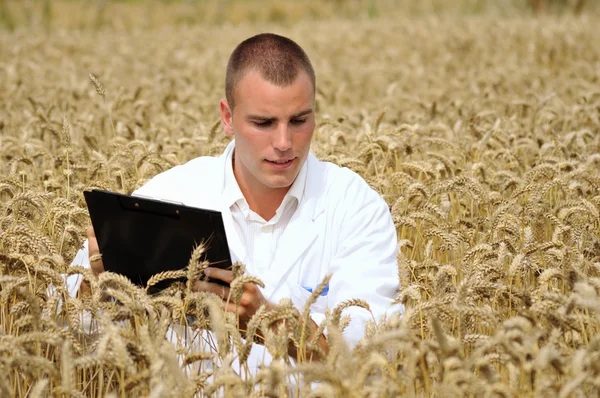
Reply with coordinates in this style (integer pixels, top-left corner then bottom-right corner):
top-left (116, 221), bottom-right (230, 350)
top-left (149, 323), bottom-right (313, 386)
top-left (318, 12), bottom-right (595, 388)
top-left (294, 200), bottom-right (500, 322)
top-left (83, 189), bottom-right (232, 291)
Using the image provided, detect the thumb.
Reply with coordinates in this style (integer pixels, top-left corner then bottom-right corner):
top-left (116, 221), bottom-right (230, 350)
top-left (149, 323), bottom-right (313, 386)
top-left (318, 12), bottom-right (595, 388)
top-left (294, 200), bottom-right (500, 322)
top-left (86, 225), bottom-right (104, 275)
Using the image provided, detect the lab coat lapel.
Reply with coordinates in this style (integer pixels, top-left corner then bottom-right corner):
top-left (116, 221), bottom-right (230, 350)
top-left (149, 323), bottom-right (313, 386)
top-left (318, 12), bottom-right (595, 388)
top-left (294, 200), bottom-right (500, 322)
top-left (264, 154), bottom-right (325, 289)
top-left (266, 202), bottom-right (318, 287)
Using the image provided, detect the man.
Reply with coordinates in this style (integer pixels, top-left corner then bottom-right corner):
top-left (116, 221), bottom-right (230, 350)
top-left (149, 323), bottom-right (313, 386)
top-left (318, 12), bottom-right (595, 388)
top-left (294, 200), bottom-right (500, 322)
top-left (67, 33), bottom-right (401, 369)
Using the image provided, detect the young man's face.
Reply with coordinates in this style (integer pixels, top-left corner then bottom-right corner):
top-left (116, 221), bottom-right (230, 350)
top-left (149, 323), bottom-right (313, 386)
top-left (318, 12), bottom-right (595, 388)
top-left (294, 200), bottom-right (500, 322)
top-left (220, 69), bottom-right (315, 196)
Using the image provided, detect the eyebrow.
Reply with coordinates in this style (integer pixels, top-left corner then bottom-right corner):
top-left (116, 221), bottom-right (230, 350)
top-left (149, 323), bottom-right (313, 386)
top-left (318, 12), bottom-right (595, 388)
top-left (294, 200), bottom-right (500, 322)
top-left (246, 109), bottom-right (313, 121)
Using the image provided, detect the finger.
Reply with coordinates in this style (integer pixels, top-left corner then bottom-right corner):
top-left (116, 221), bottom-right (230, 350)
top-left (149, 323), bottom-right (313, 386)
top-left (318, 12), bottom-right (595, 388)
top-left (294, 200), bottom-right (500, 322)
top-left (86, 225), bottom-right (96, 239)
top-left (224, 302), bottom-right (245, 317)
top-left (87, 226), bottom-right (98, 254)
top-left (193, 280), bottom-right (231, 298)
top-left (204, 268), bottom-right (234, 284)
top-left (86, 225), bottom-right (104, 275)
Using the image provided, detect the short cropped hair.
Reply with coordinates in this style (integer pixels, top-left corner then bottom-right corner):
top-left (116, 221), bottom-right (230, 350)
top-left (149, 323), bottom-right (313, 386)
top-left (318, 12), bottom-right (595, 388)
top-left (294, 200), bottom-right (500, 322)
top-left (225, 33), bottom-right (316, 110)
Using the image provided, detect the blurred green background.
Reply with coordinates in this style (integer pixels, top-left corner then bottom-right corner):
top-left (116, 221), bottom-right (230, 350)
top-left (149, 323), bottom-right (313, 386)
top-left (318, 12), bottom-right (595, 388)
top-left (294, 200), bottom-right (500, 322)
top-left (0, 0), bottom-right (596, 31)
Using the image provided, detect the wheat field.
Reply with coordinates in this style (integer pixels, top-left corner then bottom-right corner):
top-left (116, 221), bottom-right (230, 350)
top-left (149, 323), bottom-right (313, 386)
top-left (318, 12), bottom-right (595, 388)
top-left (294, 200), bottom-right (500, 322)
top-left (1, 2), bottom-right (600, 397)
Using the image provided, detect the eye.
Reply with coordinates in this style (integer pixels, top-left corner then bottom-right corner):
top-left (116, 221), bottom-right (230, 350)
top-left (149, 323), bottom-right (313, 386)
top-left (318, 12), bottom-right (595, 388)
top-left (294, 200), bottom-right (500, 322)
top-left (291, 119), bottom-right (307, 125)
top-left (254, 120), bottom-right (272, 128)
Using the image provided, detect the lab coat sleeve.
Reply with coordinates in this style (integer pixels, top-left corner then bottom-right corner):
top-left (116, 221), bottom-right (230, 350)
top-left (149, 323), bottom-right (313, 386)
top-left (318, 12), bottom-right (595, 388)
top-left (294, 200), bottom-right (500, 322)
top-left (49, 239), bottom-right (106, 335)
top-left (62, 240), bottom-right (91, 298)
top-left (328, 173), bottom-right (403, 348)
top-left (45, 240), bottom-right (92, 333)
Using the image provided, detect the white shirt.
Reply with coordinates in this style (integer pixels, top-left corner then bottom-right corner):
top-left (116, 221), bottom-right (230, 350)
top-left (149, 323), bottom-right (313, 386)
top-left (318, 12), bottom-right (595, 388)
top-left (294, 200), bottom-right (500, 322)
top-left (223, 148), bottom-right (308, 276)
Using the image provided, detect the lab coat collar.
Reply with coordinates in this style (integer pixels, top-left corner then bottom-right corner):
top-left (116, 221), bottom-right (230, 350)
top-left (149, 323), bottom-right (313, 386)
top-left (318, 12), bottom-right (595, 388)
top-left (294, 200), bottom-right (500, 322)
top-left (222, 147), bottom-right (245, 209)
top-left (286, 156), bottom-right (308, 205)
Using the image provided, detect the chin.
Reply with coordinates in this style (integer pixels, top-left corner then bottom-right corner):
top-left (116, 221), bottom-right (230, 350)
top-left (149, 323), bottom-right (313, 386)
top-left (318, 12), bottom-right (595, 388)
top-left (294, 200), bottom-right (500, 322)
top-left (266, 180), bottom-right (294, 189)
top-left (259, 168), bottom-right (299, 188)
top-left (262, 175), bottom-right (295, 189)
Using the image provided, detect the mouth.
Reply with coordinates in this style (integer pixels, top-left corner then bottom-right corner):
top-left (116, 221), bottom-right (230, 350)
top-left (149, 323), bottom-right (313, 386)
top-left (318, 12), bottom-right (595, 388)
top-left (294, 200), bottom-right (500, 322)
top-left (265, 157), bottom-right (296, 168)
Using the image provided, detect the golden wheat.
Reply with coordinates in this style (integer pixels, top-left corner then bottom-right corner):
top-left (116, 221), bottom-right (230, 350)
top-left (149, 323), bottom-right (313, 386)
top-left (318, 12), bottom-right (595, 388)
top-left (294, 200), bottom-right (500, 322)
top-left (1, 3), bottom-right (600, 396)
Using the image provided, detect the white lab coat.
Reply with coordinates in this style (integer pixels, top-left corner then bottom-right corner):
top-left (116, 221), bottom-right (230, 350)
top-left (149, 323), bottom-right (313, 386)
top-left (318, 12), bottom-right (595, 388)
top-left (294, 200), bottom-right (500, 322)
top-left (66, 140), bottom-right (402, 375)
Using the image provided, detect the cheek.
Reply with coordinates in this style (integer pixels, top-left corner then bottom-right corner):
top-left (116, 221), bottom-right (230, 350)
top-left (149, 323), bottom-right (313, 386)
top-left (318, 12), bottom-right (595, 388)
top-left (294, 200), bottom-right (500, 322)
top-left (237, 128), bottom-right (269, 158)
top-left (295, 123), bottom-right (315, 146)
top-left (235, 123), bottom-right (257, 144)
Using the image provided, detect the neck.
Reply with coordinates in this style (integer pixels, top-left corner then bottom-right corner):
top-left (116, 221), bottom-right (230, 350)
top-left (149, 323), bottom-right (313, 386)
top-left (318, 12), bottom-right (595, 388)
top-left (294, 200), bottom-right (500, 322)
top-left (233, 158), bottom-right (289, 221)
top-left (243, 186), bottom-right (288, 221)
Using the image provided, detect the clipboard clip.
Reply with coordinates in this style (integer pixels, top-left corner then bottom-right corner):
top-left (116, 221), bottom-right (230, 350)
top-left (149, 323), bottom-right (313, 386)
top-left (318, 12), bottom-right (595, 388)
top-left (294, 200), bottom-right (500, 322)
top-left (118, 195), bottom-right (182, 218)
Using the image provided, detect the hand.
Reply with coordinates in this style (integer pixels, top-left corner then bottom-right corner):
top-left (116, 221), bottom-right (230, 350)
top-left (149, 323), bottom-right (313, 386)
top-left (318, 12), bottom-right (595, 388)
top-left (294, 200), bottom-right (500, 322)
top-left (192, 267), bottom-right (272, 330)
top-left (78, 225), bottom-right (105, 296)
top-left (193, 268), bottom-right (328, 361)
top-left (87, 225), bottom-right (105, 276)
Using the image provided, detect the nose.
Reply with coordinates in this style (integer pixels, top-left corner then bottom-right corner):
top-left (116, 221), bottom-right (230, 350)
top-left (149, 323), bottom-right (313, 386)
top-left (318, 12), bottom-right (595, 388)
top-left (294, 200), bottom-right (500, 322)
top-left (273, 122), bottom-right (292, 152)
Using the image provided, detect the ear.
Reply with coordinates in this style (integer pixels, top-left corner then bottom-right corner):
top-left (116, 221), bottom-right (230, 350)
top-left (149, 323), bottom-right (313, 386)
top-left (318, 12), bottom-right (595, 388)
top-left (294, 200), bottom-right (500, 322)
top-left (220, 99), bottom-right (234, 137)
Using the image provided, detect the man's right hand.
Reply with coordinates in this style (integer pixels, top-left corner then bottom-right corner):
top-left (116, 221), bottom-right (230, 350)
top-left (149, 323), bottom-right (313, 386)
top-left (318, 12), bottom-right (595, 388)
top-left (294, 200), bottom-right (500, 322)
top-left (87, 225), bottom-right (105, 276)
top-left (78, 225), bottom-right (105, 296)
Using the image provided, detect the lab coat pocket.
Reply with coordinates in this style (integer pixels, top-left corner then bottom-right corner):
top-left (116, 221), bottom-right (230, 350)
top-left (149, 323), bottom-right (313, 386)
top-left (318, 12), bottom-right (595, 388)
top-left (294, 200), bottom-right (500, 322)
top-left (291, 284), bottom-right (328, 314)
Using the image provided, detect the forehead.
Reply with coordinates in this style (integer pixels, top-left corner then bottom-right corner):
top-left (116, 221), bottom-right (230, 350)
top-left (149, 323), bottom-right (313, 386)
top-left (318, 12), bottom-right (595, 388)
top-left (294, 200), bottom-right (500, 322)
top-left (232, 69), bottom-right (314, 114)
